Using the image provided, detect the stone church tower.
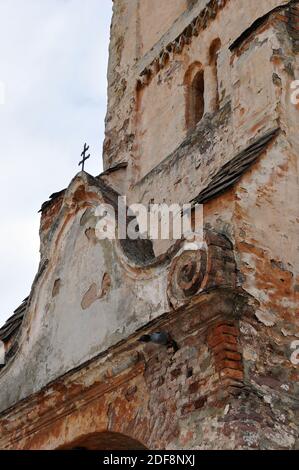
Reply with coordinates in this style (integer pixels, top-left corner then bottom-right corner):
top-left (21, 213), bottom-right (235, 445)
top-left (0, 0), bottom-right (298, 450)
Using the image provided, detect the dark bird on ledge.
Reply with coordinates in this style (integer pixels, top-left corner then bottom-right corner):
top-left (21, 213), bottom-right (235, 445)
top-left (139, 331), bottom-right (179, 352)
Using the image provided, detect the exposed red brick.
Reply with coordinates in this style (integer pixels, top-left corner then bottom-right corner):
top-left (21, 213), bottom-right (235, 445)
top-left (215, 350), bottom-right (242, 362)
top-left (208, 333), bottom-right (238, 349)
top-left (213, 324), bottom-right (239, 337)
top-left (216, 359), bottom-right (243, 371)
top-left (220, 368), bottom-right (244, 381)
top-left (211, 341), bottom-right (239, 355)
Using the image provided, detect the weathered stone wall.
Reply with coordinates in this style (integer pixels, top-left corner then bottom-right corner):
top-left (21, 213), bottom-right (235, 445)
top-left (0, 174), bottom-right (170, 414)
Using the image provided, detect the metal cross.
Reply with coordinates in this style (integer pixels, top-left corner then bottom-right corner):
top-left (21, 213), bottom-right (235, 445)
top-left (78, 143), bottom-right (90, 172)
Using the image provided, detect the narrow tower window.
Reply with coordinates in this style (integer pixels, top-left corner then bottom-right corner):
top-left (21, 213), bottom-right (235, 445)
top-left (185, 63), bottom-right (205, 130)
top-left (190, 70), bottom-right (205, 127)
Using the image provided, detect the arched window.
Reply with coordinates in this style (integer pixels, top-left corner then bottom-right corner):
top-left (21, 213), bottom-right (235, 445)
top-left (185, 63), bottom-right (205, 131)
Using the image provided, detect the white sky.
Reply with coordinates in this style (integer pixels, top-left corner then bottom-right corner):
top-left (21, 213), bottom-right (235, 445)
top-left (0, 0), bottom-right (112, 326)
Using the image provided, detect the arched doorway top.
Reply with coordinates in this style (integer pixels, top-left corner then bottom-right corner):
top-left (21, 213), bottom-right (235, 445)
top-left (59, 431), bottom-right (147, 451)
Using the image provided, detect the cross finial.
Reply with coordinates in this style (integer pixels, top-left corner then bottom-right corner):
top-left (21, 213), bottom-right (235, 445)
top-left (78, 143), bottom-right (90, 172)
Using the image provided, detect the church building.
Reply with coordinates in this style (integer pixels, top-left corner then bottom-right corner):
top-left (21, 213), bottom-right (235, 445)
top-left (0, 0), bottom-right (298, 450)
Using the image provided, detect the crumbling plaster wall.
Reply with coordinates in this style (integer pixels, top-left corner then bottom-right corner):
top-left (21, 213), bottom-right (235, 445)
top-left (0, 175), bottom-right (171, 414)
top-left (202, 136), bottom-right (299, 408)
top-left (206, 9), bottom-right (299, 336)
top-left (104, 0), bottom-right (289, 187)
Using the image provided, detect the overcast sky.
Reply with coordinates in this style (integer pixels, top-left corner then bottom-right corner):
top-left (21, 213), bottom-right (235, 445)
top-left (0, 0), bottom-right (112, 326)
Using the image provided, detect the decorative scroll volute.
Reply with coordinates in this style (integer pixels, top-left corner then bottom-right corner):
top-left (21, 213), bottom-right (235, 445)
top-left (168, 230), bottom-right (237, 309)
top-left (168, 249), bottom-right (207, 305)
